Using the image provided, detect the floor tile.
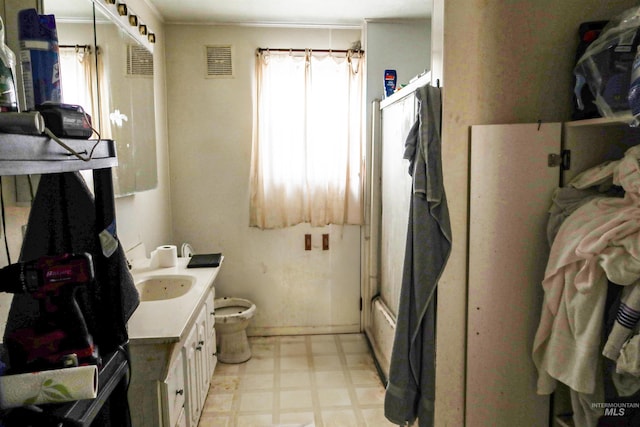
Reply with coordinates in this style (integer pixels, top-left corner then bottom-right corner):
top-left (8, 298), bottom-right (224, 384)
top-left (345, 353), bottom-right (375, 370)
top-left (313, 355), bottom-right (342, 371)
top-left (203, 393), bottom-right (234, 412)
top-left (244, 356), bottom-right (276, 373)
top-left (236, 413), bottom-right (273, 426)
top-left (280, 389), bottom-right (313, 409)
top-left (311, 340), bottom-right (339, 354)
top-left (281, 355), bottom-right (311, 371)
top-left (280, 372), bottom-right (312, 388)
top-left (317, 388), bottom-right (352, 407)
top-left (349, 369), bottom-right (383, 386)
top-left (314, 371), bottom-right (347, 388)
top-left (281, 342), bottom-right (308, 356)
top-left (197, 414), bottom-right (230, 427)
top-left (321, 409), bottom-right (358, 426)
top-left (239, 391), bottom-right (273, 412)
top-left (341, 339), bottom-right (369, 354)
top-left (279, 411), bottom-right (316, 425)
top-left (239, 373), bottom-right (275, 390)
top-left (355, 387), bottom-right (385, 405)
top-left (209, 375), bottom-right (240, 394)
top-left (361, 407), bottom-right (398, 426)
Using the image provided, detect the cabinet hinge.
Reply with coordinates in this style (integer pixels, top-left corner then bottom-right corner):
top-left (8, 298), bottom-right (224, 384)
top-left (548, 150), bottom-right (571, 170)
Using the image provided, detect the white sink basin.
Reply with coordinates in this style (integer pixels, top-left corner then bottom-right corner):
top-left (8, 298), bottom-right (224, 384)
top-left (135, 275), bottom-right (196, 302)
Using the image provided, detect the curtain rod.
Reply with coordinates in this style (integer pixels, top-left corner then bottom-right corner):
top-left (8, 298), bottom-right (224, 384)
top-left (257, 48), bottom-right (364, 54)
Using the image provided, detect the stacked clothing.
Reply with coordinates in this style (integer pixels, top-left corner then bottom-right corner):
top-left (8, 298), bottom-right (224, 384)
top-left (533, 145), bottom-right (640, 427)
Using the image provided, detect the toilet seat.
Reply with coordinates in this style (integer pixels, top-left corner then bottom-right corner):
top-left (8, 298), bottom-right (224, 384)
top-left (214, 297), bottom-right (256, 321)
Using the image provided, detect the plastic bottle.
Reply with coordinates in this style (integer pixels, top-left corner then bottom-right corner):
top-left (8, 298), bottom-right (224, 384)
top-left (384, 69), bottom-right (397, 98)
top-left (628, 45), bottom-right (640, 126)
top-left (0, 16), bottom-right (18, 112)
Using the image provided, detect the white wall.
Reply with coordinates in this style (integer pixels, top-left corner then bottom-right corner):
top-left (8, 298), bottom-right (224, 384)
top-left (364, 20), bottom-right (431, 106)
top-left (165, 24), bottom-right (363, 335)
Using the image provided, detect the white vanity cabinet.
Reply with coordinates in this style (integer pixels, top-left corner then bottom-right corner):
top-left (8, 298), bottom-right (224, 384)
top-left (127, 260), bottom-right (222, 427)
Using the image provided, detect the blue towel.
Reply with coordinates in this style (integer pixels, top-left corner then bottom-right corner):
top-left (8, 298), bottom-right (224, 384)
top-left (384, 85), bottom-right (451, 426)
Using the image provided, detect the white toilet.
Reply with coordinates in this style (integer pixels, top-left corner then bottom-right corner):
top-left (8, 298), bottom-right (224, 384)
top-left (214, 297), bottom-right (256, 363)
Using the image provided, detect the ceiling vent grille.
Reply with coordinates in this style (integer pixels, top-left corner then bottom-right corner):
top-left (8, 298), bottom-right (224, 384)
top-left (126, 44), bottom-right (154, 77)
top-left (206, 45), bottom-right (233, 78)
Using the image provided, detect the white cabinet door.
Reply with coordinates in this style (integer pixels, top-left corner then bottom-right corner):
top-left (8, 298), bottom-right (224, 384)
top-left (182, 322), bottom-right (200, 427)
top-left (205, 289), bottom-right (217, 378)
top-left (161, 351), bottom-right (186, 427)
top-left (195, 305), bottom-right (209, 406)
top-left (467, 123), bottom-right (561, 427)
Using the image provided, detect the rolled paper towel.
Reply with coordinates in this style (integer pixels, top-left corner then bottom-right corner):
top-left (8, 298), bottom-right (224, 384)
top-left (150, 245), bottom-right (178, 268)
top-left (603, 283), bottom-right (640, 361)
top-left (0, 365), bottom-right (98, 409)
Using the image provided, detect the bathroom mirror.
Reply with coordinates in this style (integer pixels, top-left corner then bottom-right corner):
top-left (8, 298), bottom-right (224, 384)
top-left (43, 0), bottom-right (157, 196)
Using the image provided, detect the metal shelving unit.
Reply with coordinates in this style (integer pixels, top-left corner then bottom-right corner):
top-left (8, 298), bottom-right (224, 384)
top-left (0, 132), bottom-right (130, 427)
top-left (0, 134), bottom-right (117, 175)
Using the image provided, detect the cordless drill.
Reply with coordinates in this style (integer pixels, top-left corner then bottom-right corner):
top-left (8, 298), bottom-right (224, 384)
top-left (1, 253), bottom-right (99, 374)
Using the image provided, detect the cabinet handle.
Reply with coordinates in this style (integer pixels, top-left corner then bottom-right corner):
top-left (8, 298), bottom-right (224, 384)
top-left (196, 345), bottom-right (203, 351)
top-left (198, 340), bottom-right (205, 345)
top-left (176, 389), bottom-right (184, 395)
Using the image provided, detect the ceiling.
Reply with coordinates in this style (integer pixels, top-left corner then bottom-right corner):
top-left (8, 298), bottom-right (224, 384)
top-left (46, 0), bottom-right (431, 27)
top-left (146, 0), bottom-right (431, 26)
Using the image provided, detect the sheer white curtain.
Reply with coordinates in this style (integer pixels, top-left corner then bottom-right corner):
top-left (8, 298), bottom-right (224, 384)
top-left (250, 49), bottom-right (364, 229)
top-left (59, 47), bottom-right (94, 113)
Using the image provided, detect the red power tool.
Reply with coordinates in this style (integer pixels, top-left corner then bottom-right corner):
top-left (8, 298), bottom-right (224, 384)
top-left (1, 253), bottom-right (99, 374)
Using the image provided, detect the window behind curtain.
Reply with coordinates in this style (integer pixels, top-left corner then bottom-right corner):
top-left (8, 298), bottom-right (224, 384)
top-left (250, 49), bottom-right (365, 229)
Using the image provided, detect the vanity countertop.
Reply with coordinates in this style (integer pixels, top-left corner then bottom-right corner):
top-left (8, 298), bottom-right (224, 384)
top-left (127, 257), bottom-right (222, 345)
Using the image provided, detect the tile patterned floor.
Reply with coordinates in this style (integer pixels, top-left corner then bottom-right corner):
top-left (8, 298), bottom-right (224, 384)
top-left (198, 334), bottom-right (396, 427)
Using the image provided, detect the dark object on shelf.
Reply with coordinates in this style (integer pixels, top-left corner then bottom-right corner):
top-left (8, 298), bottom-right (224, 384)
top-left (187, 253), bottom-right (222, 268)
top-left (36, 103), bottom-right (93, 139)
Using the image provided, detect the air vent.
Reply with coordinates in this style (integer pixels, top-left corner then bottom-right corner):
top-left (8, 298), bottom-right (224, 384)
top-left (126, 44), bottom-right (153, 77)
top-left (206, 45), bottom-right (233, 78)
